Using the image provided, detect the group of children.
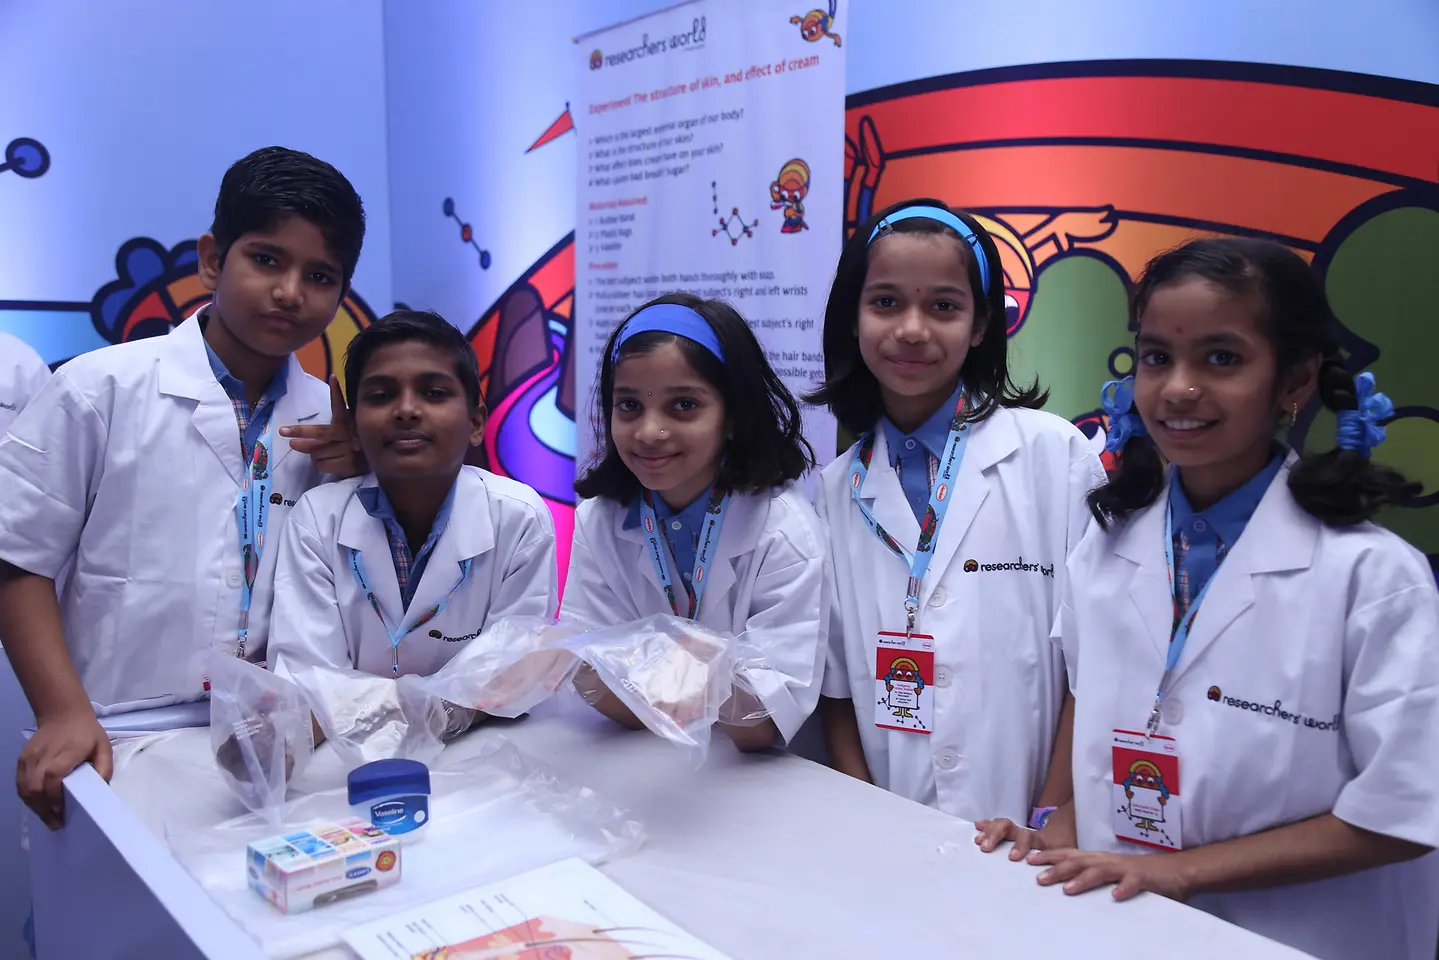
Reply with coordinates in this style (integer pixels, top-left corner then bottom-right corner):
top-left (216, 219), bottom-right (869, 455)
top-left (0, 148), bottom-right (1434, 960)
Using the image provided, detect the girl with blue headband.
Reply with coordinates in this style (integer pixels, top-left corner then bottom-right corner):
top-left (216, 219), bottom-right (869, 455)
top-left (977, 237), bottom-right (1438, 960)
top-left (806, 197), bottom-right (1105, 828)
top-left (566, 293), bottom-right (827, 752)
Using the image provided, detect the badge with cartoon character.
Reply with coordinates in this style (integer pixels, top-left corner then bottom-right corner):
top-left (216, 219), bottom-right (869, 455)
top-left (1111, 729), bottom-right (1183, 851)
top-left (874, 632), bottom-right (935, 733)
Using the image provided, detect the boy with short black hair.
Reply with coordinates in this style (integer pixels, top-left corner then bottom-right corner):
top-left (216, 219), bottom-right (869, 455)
top-left (269, 310), bottom-right (557, 741)
top-left (0, 146), bottom-right (366, 826)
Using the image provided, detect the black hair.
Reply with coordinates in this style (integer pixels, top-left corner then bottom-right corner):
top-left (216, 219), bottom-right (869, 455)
top-left (803, 197), bottom-right (1045, 437)
top-left (1088, 236), bottom-right (1419, 529)
top-left (575, 292), bottom-right (815, 502)
top-left (343, 310), bottom-right (482, 412)
top-left (211, 146), bottom-right (366, 288)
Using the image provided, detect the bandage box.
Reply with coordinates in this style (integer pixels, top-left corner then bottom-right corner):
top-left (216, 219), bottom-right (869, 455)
top-left (246, 818), bottom-right (402, 914)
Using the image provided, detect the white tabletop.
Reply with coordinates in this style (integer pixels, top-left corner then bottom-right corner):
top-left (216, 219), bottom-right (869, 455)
top-left (110, 704), bottom-right (1311, 960)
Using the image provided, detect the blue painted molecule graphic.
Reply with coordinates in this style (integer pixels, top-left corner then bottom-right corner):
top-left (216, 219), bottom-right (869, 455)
top-left (0, 138), bottom-right (50, 180)
top-left (442, 197), bottom-right (491, 269)
top-left (711, 182), bottom-right (757, 245)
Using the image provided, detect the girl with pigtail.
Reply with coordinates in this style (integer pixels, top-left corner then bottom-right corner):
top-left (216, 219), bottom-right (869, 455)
top-left (975, 237), bottom-right (1439, 960)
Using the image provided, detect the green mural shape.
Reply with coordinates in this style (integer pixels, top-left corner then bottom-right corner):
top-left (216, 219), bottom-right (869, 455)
top-left (1317, 201), bottom-right (1439, 558)
top-left (1009, 254), bottom-right (1133, 421)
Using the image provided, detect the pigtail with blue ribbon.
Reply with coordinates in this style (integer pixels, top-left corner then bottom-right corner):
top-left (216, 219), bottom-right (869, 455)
top-left (1101, 377), bottom-right (1147, 455)
top-left (1334, 371), bottom-right (1393, 459)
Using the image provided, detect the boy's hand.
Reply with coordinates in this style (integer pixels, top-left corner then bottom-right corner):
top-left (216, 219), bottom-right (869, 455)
top-left (18, 712), bottom-right (113, 829)
top-left (279, 375), bottom-right (366, 478)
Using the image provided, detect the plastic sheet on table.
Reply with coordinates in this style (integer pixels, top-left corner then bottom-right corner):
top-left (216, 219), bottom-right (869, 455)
top-left (164, 735), bottom-right (645, 959)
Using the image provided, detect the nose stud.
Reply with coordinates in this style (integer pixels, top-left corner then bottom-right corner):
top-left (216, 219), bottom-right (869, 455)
top-left (1187, 386), bottom-right (1199, 397)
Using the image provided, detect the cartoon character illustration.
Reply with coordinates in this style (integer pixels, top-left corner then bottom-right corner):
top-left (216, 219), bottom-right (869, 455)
top-left (790, 1), bottom-right (840, 46)
top-left (1120, 759), bottom-right (1171, 834)
top-left (769, 158), bottom-right (811, 233)
top-left (883, 656), bottom-right (925, 720)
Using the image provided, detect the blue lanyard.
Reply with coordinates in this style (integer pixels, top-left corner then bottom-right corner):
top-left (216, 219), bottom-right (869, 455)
top-left (849, 391), bottom-right (970, 636)
top-left (639, 486), bottom-right (731, 620)
top-left (347, 549), bottom-right (473, 676)
top-left (234, 416), bottom-right (274, 659)
top-left (1147, 498), bottom-right (1219, 737)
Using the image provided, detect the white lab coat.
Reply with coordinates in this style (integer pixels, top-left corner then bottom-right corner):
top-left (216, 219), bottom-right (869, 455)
top-left (269, 467), bottom-right (558, 677)
top-left (563, 488), bottom-right (829, 743)
top-left (0, 332), bottom-right (51, 434)
top-left (819, 405), bottom-right (1104, 823)
top-left (1061, 458), bottom-right (1439, 960)
top-left (0, 312), bottom-right (329, 714)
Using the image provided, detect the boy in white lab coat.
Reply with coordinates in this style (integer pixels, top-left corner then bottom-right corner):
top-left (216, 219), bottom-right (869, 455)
top-left (0, 332), bottom-right (51, 434)
top-left (268, 310), bottom-right (558, 741)
top-left (0, 147), bottom-right (366, 828)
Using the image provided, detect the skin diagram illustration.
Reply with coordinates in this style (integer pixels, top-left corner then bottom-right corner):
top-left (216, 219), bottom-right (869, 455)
top-left (844, 60), bottom-right (1439, 565)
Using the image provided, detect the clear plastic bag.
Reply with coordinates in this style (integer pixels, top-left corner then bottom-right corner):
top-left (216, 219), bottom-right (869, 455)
top-left (207, 651), bottom-right (314, 825)
top-left (164, 736), bottom-right (645, 959)
top-left (566, 614), bottom-right (740, 765)
top-left (416, 616), bottom-right (588, 720)
top-left (284, 662), bottom-right (446, 769)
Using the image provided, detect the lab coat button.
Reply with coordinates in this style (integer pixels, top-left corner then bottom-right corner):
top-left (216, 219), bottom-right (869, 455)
top-left (226, 572), bottom-right (242, 588)
top-left (936, 750), bottom-right (958, 770)
top-left (1162, 698), bottom-right (1184, 725)
top-left (928, 588), bottom-right (946, 607)
top-left (934, 666), bottom-right (951, 687)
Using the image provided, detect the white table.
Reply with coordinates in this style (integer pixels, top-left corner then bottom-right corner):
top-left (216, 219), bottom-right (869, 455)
top-left (86, 704), bottom-right (1311, 960)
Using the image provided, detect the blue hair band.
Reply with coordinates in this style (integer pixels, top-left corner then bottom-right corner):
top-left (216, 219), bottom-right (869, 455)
top-left (1100, 377), bottom-right (1147, 454)
top-left (612, 303), bottom-right (725, 364)
top-left (867, 206), bottom-right (991, 295)
top-left (1335, 371), bottom-right (1393, 458)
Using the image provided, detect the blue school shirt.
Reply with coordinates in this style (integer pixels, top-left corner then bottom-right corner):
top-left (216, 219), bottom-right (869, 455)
top-left (879, 384), bottom-right (963, 524)
top-left (623, 493), bottom-right (711, 586)
top-left (1168, 449), bottom-right (1285, 615)
top-left (202, 324), bottom-right (288, 462)
top-left (356, 482), bottom-right (458, 611)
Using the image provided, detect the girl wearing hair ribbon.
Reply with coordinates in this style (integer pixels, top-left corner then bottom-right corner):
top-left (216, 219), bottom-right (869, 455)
top-left (977, 237), bottom-right (1439, 960)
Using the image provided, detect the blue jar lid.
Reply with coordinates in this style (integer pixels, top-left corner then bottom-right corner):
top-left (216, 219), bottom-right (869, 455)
top-left (348, 758), bottom-right (431, 807)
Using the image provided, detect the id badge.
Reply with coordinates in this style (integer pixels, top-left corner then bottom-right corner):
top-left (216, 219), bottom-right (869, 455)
top-left (874, 632), bottom-right (935, 734)
top-left (1111, 729), bottom-right (1182, 851)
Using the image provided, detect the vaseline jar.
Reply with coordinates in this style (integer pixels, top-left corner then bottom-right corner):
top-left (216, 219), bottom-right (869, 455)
top-left (347, 758), bottom-right (431, 837)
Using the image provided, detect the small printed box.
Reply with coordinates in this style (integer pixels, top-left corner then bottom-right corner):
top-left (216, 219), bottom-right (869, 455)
top-left (246, 818), bottom-right (401, 914)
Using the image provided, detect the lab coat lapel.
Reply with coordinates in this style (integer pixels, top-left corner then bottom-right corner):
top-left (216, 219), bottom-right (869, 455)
top-left (1114, 492), bottom-right (1177, 663)
top-left (693, 492), bottom-right (760, 620)
top-left (613, 502), bottom-right (663, 597)
top-left (1168, 460), bottom-right (1314, 681)
top-left (337, 479), bottom-right (405, 628)
top-left (922, 410), bottom-right (1018, 600)
top-left (268, 355), bottom-right (325, 476)
top-left (156, 315), bottom-right (245, 484)
top-left (400, 471), bottom-right (494, 632)
top-left (855, 430), bottom-right (922, 558)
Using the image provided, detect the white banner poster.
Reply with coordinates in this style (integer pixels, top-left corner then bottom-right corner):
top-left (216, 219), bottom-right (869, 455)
top-left (574, 0), bottom-right (844, 473)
